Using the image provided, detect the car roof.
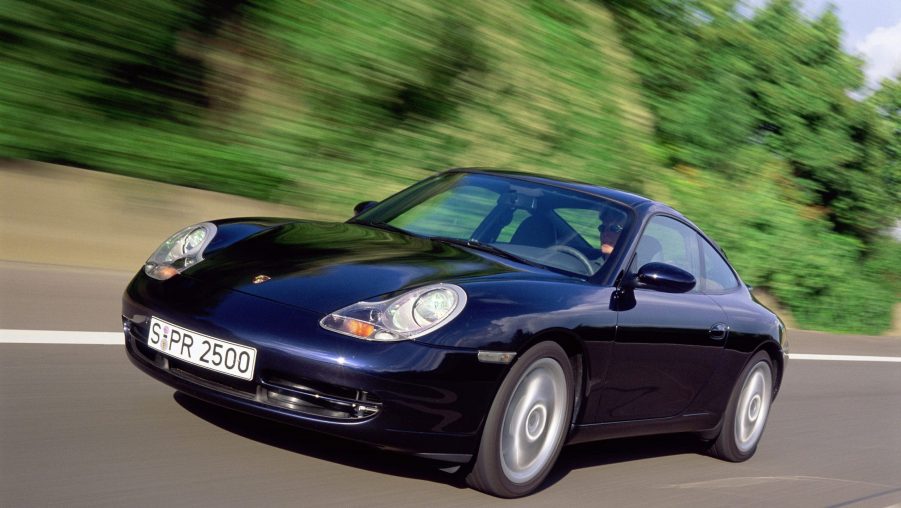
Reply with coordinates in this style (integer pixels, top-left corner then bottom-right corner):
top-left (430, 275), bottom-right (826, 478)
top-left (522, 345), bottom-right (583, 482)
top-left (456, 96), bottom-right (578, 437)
top-left (448, 167), bottom-right (663, 211)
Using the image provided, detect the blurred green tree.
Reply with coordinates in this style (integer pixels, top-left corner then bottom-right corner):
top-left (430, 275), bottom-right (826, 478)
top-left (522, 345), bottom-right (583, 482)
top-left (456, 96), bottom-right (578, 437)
top-left (0, 0), bottom-right (897, 332)
top-left (606, 0), bottom-right (900, 332)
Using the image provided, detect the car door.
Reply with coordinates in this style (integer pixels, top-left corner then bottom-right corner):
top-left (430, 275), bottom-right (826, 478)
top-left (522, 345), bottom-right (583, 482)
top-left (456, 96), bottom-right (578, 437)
top-left (596, 215), bottom-right (729, 422)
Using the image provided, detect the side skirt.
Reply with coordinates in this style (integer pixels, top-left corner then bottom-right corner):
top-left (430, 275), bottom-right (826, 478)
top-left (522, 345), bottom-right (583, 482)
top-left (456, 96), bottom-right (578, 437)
top-left (567, 412), bottom-right (720, 445)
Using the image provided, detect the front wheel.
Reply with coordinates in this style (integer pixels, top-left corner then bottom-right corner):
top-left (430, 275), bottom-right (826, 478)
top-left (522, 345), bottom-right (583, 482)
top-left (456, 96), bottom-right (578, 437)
top-left (709, 351), bottom-right (774, 462)
top-left (466, 342), bottom-right (574, 498)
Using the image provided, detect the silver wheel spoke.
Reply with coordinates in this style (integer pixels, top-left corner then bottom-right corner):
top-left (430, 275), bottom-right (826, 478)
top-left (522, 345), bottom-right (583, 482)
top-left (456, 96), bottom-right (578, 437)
top-left (500, 358), bottom-right (567, 484)
top-left (734, 361), bottom-right (772, 453)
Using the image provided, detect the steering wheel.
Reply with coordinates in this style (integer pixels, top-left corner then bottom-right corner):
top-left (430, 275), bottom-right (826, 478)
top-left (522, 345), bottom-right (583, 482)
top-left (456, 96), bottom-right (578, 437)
top-left (543, 245), bottom-right (594, 274)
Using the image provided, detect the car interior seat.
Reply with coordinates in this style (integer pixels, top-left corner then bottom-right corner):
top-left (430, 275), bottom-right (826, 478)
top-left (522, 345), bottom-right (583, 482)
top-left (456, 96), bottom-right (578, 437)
top-left (510, 214), bottom-right (558, 248)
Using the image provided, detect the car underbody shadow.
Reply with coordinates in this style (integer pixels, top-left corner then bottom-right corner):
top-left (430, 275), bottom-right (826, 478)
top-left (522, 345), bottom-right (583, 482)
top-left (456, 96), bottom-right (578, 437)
top-left (175, 391), bottom-right (711, 494)
top-left (172, 391), bottom-right (470, 488)
top-left (545, 433), bottom-right (710, 488)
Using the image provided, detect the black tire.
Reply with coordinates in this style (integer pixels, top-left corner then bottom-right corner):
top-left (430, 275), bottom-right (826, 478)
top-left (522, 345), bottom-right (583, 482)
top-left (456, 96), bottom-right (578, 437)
top-left (709, 351), bottom-right (774, 462)
top-left (466, 342), bottom-right (574, 498)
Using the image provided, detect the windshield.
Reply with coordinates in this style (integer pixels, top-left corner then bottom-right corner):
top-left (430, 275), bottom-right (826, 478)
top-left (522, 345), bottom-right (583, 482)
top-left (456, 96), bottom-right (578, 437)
top-left (352, 173), bottom-right (633, 277)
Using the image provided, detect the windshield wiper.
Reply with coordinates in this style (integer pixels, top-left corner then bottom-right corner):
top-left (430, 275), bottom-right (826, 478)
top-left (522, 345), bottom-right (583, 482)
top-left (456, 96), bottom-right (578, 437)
top-left (430, 237), bottom-right (543, 268)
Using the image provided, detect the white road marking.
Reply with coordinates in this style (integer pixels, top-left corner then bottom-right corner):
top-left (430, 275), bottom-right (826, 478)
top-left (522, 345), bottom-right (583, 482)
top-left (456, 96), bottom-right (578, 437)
top-left (0, 329), bottom-right (123, 345)
top-left (671, 475), bottom-right (896, 489)
top-left (789, 353), bottom-right (901, 363)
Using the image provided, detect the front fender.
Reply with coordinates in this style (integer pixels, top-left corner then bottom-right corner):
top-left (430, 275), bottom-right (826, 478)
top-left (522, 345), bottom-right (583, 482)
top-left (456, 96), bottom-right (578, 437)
top-left (419, 279), bottom-right (618, 351)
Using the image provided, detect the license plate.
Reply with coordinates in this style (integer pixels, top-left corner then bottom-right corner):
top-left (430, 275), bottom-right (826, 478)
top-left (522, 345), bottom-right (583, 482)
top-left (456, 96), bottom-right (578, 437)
top-left (147, 317), bottom-right (257, 381)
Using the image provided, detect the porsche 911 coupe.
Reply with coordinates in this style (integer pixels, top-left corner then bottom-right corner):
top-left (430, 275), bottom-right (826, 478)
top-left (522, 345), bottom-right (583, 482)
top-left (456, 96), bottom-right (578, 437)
top-left (123, 169), bottom-right (787, 497)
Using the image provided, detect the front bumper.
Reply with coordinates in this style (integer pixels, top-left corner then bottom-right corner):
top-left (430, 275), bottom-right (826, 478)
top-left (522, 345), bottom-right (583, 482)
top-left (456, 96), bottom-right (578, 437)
top-left (123, 272), bottom-right (507, 461)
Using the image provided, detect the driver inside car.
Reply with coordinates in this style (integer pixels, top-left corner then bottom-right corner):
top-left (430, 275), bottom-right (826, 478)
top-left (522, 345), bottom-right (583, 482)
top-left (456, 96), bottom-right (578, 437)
top-left (599, 210), bottom-right (627, 256)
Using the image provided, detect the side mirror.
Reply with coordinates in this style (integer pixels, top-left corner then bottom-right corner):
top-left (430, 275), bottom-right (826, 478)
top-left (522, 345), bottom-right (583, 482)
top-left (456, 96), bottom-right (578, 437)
top-left (353, 201), bottom-right (379, 215)
top-left (626, 262), bottom-right (696, 293)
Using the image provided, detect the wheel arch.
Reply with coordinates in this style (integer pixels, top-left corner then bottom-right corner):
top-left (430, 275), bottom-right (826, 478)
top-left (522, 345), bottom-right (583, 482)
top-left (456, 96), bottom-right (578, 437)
top-left (753, 341), bottom-right (785, 400)
top-left (518, 328), bottom-right (587, 427)
top-left (467, 335), bottom-right (579, 496)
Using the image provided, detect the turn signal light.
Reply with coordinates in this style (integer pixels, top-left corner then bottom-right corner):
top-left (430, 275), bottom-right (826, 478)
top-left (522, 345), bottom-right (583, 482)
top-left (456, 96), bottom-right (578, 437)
top-left (344, 319), bottom-right (375, 338)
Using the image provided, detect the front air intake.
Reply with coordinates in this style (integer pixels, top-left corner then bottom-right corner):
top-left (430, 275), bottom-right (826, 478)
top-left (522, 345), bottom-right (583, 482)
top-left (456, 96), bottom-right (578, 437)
top-left (262, 377), bottom-right (381, 420)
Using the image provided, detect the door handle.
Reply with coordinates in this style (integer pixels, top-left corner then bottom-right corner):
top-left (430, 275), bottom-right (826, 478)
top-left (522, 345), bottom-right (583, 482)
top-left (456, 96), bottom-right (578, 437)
top-left (709, 322), bottom-right (728, 340)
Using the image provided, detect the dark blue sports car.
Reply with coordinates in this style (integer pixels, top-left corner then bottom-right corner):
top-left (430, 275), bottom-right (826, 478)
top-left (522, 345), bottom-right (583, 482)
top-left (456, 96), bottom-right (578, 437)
top-left (123, 169), bottom-right (787, 497)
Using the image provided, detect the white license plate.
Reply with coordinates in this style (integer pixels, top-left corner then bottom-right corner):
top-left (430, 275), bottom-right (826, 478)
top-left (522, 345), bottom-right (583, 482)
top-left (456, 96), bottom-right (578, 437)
top-left (147, 317), bottom-right (257, 381)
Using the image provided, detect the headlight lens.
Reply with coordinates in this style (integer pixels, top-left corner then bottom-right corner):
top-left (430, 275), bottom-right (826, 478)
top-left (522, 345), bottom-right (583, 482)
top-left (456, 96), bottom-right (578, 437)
top-left (144, 222), bottom-right (217, 280)
top-left (320, 284), bottom-right (467, 341)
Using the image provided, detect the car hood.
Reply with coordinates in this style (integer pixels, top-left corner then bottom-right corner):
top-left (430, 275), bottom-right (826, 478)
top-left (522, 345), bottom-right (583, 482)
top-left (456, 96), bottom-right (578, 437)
top-left (183, 220), bottom-right (535, 314)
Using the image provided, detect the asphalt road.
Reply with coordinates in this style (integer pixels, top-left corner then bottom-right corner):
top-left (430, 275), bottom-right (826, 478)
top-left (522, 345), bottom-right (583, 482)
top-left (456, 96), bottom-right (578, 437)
top-left (2, 261), bottom-right (901, 507)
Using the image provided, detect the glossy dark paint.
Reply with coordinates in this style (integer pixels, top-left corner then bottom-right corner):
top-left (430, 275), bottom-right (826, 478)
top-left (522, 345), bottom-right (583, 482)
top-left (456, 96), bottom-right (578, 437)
top-left (123, 169), bottom-right (787, 462)
top-left (353, 200), bottom-right (379, 215)
top-left (629, 262), bottom-right (697, 293)
top-left (124, 272), bottom-right (502, 458)
top-left (185, 220), bottom-right (532, 315)
top-left (599, 289), bottom-right (729, 421)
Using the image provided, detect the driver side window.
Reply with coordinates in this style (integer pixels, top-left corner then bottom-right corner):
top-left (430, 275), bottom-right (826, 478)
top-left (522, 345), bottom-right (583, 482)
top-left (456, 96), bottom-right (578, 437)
top-left (632, 216), bottom-right (701, 291)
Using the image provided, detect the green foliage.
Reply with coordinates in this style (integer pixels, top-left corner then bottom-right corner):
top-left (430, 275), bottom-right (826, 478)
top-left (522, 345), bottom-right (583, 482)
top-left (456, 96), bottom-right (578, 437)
top-left (606, 0), bottom-right (900, 333)
top-left (0, 0), bottom-right (898, 333)
top-left (660, 154), bottom-right (896, 335)
top-left (0, 0), bottom-right (290, 199)
top-left (607, 0), bottom-right (899, 240)
top-left (869, 79), bottom-right (901, 226)
top-left (2, 0), bottom-right (659, 206)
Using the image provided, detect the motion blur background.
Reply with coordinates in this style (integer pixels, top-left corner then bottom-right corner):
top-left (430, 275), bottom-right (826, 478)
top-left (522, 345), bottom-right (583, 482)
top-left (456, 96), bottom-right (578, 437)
top-left (1, 0), bottom-right (899, 334)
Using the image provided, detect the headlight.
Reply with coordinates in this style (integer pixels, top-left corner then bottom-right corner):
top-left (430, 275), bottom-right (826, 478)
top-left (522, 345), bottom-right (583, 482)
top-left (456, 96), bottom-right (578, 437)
top-left (320, 284), bottom-right (467, 341)
top-left (144, 222), bottom-right (217, 280)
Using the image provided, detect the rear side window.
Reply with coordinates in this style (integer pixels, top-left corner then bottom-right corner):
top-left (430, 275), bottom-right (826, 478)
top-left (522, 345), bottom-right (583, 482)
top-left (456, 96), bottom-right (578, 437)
top-left (700, 239), bottom-right (739, 292)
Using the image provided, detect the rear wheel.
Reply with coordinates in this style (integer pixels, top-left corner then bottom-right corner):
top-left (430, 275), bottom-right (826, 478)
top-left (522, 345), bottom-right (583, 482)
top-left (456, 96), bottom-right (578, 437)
top-left (709, 351), bottom-right (774, 461)
top-left (466, 342), bottom-right (573, 498)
